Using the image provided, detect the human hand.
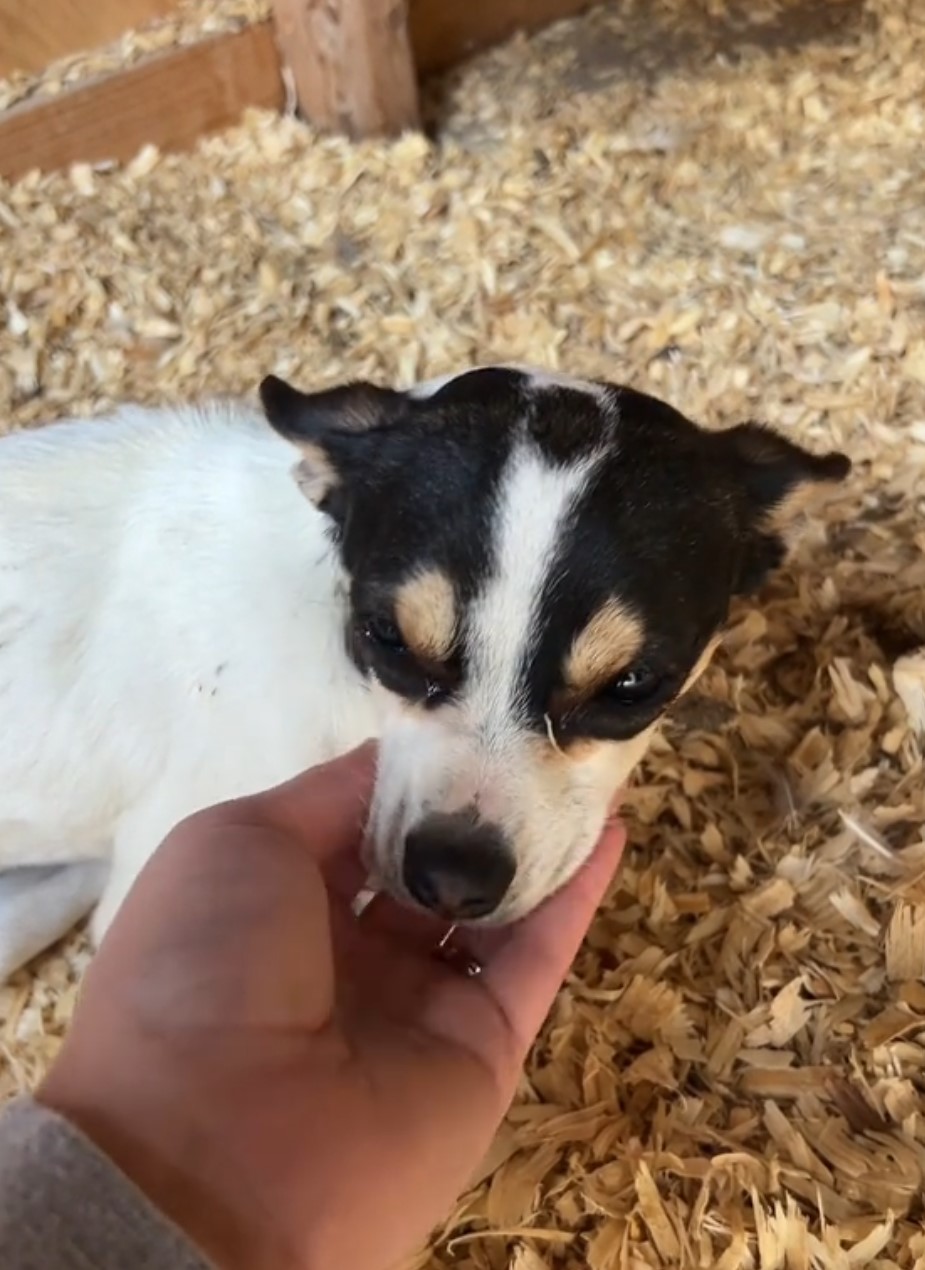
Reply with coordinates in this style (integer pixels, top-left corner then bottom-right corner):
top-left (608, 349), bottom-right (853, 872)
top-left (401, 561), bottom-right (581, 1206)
top-left (39, 744), bottom-right (626, 1270)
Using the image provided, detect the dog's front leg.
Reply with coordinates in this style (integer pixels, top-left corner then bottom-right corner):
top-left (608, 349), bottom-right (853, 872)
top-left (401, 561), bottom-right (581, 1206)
top-left (0, 861), bottom-right (109, 981)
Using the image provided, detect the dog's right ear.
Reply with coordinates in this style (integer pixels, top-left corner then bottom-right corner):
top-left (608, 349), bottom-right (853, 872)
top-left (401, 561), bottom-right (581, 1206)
top-left (259, 374), bottom-right (405, 515)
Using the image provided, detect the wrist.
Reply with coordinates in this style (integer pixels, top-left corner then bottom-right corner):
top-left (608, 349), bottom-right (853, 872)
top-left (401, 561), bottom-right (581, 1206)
top-left (37, 1070), bottom-right (305, 1270)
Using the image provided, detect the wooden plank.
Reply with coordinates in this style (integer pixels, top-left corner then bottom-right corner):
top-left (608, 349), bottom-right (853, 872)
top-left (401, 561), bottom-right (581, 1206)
top-left (0, 24), bottom-right (285, 182)
top-left (0, 0), bottom-right (181, 78)
top-left (270, 0), bottom-right (420, 138)
top-left (409, 0), bottom-right (596, 75)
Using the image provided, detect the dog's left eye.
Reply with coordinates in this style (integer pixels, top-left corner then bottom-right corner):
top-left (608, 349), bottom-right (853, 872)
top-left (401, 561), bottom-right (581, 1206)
top-left (363, 615), bottom-right (408, 654)
top-left (603, 664), bottom-right (661, 706)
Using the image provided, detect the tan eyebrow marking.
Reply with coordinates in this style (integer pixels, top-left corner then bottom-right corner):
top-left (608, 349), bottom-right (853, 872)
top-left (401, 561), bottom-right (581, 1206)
top-left (393, 568), bottom-right (457, 662)
top-left (563, 598), bottom-right (645, 696)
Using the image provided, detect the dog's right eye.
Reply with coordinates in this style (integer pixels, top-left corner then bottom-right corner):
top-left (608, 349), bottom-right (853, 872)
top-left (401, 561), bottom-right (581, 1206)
top-left (363, 615), bottom-right (408, 654)
top-left (357, 613), bottom-right (460, 707)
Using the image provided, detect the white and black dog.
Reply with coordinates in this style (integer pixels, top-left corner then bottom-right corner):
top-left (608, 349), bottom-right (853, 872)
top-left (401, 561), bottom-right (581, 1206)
top-left (0, 365), bottom-right (850, 979)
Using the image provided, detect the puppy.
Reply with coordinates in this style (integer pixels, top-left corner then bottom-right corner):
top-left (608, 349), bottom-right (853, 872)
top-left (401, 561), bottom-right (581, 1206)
top-left (0, 365), bottom-right (850, 978)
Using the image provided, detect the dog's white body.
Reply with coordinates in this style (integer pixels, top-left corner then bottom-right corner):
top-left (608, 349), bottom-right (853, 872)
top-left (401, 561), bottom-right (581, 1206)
top-left (0, 399), bottom-right (381, 976)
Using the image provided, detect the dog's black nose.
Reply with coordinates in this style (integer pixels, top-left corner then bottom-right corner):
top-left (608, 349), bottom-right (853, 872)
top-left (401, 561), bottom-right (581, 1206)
top-left (402, 812), bottom-right (515, 921)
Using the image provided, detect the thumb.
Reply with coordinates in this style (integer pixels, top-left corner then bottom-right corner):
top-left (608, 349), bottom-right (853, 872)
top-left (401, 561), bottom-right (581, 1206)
top-left (247, 741), bottom-right (378, 872)
top-left (84, 819), bottom-right (339, 1035)
top-left (82, 746), bottom-right (379, 1035)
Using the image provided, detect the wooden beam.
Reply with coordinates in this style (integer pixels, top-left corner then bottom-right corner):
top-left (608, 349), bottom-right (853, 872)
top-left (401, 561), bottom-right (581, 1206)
top-left (271, 0), bottom-right (420, 139)
top-left (0, 25), bottom-right (285, 182)
top-left (0, 0), bottom-right (181, 78)
top-left (409, 0), bottom-right (596, 75)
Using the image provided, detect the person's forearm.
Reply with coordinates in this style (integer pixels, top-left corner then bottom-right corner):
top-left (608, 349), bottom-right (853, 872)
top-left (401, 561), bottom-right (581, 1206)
top-left (0, 1096), bottom-right (213, 1270)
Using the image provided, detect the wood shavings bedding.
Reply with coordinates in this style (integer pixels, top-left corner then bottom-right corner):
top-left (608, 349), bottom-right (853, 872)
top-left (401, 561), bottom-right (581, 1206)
top-left (0, 0), bottom-right (271, 112)
top-left (2, 0), bottom-right (925, 1265)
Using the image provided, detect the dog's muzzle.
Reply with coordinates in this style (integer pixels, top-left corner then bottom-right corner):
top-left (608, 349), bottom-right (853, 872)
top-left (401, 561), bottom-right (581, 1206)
top-left (401, 809), bottom-right (516, 922)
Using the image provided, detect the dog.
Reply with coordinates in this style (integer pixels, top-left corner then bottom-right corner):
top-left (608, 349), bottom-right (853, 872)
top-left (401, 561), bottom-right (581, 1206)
top-left (0, 364), bottom-right (850, 979)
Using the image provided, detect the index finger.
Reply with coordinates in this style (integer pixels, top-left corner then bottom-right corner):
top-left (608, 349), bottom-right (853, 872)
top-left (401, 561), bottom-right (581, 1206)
top-left (478, 820), bottom-right (626, 1059)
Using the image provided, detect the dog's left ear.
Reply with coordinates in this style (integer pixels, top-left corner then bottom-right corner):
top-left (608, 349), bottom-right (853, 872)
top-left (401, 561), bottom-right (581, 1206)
top-left (259, 374), bottom-right (405, 516)
top-left (715, 421), bottom-right (851, 595)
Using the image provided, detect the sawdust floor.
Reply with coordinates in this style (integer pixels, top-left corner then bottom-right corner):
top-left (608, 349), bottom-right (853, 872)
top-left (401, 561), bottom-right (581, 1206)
top-left (2, 1), bottom-right (925, 1266)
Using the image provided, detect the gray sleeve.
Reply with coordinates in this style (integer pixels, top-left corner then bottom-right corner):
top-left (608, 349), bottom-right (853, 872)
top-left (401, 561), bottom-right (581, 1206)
top-left (0, 1095), bottom-right (213, 1270)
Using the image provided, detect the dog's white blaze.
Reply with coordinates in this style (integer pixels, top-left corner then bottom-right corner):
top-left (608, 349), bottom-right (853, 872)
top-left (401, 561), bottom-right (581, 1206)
top-left (465, 440), bottom-right (601, 741)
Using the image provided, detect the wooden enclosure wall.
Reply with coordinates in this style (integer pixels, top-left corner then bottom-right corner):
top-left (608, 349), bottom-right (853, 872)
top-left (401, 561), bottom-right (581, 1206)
top-left (0, 0), bottom-right (181, 77)
top-left (0, 0), bottom-right (596, 180)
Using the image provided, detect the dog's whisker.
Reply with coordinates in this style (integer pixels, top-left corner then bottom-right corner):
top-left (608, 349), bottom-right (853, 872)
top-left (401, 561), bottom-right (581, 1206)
top-left (436, 924), bottom-right (457, 950)
top-left (544, 713), bottom-right (566, 757)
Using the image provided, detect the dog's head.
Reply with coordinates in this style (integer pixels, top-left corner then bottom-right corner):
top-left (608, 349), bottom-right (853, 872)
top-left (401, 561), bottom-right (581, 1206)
top-left (261, 366), bottom-right (850, 925)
